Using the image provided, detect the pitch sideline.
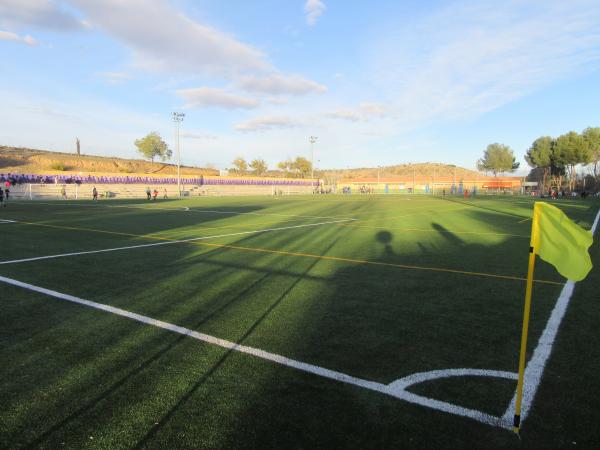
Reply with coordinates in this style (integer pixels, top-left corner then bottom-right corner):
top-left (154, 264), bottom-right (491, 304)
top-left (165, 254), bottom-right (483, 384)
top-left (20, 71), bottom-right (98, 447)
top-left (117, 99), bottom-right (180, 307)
top-left (1, 202), bottom-right (597, 431)
top-left (0, 219), bottom-right (354, 265)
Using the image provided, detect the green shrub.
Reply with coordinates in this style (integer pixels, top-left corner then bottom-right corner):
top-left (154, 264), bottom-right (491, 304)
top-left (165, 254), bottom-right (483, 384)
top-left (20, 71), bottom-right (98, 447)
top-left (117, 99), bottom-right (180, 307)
top-left (50, 162), bottom-right (68, 171)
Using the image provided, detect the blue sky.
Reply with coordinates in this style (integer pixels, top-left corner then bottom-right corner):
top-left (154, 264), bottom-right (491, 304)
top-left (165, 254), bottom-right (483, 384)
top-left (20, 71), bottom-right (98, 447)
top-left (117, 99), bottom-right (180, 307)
top-left (1, 0), bottom-right (600, 173)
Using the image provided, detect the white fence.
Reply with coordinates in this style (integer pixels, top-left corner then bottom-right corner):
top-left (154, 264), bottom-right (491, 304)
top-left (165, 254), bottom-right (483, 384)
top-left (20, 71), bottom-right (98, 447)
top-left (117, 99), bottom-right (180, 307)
top-left (6, 183), bottom-right (314, 200)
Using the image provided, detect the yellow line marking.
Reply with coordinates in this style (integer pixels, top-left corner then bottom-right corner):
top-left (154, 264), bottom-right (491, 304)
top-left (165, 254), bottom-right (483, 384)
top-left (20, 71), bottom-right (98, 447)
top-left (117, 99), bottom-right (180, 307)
top-left (16, 221), bottom-right (174, 241)
top-left (12, 219), bottom-right (562, 286)
top-left (337, 223), bottom-right (529, 238)
top-left (17, 212), bottom-right (317, 234)
top-left (188, 241), bottom-right (562, 285)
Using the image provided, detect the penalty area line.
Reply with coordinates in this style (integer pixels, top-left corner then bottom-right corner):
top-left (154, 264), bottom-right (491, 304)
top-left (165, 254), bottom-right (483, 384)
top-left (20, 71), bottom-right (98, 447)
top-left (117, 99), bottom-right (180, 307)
top-left (0, 219), bottom-right (353, 265)
top-left (0, 274), bottom-right (506, 429)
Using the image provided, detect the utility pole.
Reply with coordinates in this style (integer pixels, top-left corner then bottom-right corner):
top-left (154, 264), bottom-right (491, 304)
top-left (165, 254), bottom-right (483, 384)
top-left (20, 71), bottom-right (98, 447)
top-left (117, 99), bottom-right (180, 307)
top-left (309, 136), bottom-right (317, 180)
top-left (172, 112), bottom-right (185, 196)
top-left (454, 166), bottom-right (457, 193)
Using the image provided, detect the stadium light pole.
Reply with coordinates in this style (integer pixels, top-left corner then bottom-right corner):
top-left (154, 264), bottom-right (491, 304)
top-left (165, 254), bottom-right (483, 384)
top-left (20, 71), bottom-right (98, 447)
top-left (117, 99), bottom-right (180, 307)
top-left (309, 136), bottom-right (318, 180)
top-left (172, 112), bottom-right (185, 196)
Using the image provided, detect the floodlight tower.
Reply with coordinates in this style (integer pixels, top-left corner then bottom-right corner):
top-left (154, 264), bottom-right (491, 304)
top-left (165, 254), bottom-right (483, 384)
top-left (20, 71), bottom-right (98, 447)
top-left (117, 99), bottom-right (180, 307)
top-left (309, 136), bottom-right (318, 180)
top-left (172, 112), bottom-right (185, 196)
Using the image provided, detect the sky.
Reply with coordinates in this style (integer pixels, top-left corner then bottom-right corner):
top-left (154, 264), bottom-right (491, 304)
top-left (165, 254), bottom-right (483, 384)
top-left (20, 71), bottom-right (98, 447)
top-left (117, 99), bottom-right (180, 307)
top-left (1, 0), bottom-right (600, 173)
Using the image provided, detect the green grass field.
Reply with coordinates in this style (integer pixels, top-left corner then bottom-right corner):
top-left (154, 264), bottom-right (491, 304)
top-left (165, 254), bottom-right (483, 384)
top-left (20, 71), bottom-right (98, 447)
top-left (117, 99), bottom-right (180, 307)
top-left (1, 194), bottom-right (599, 449)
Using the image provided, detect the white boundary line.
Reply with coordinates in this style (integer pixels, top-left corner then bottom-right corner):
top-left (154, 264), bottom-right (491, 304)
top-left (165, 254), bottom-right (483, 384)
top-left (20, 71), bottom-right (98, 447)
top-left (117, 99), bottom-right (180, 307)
top-left (10, 201), bottom-right (354, 221)
top-left (0, 219), bottom-right (16, 223)
top-left (500, 206), bottom-right (600, 428)
top-left (0, 219), bottom-right (353, 265)
top-left (2, 208), bottom-right (597, 431)
top-left (0, 274), bottom-right (512, 428)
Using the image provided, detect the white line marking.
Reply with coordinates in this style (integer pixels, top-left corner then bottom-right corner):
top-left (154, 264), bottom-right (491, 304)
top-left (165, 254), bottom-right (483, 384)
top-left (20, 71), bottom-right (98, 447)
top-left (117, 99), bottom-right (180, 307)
top-left (0, 219), bottom-right (353, 265)
top-left (0, 274), bottom-right (511, 429)
top-left (500, 207), bottom-right (600, 428)
top-left (10, 201), bottom-right (355, 221)
top-left (0, 219), bottom-right (16, 223)
top-left (3, 208), bottom-right (597, 430)
top-left (388, 368), bottom-right (518, 392)
top-left (185, 208), bottom-right (354, 221)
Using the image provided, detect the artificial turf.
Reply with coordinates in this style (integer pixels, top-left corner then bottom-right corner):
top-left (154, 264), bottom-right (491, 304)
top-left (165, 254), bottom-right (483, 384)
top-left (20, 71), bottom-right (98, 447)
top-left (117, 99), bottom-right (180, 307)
top-left (0, 194), bottom-right (599, 449)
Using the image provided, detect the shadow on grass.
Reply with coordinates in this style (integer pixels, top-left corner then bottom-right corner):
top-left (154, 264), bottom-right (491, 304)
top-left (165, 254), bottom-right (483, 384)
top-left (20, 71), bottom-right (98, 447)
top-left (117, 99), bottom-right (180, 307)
top-left (22, 267), bottom-right (276, 449)
top-left (132, 236), bottom-right (341, 448)
top-left (3, 199), bottom-right (588, 448)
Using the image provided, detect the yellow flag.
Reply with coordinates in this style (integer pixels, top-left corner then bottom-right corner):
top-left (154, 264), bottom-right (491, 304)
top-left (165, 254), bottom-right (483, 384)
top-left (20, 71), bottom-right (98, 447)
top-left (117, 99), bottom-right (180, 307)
top-left (532, 202), bottom-right (593, 281)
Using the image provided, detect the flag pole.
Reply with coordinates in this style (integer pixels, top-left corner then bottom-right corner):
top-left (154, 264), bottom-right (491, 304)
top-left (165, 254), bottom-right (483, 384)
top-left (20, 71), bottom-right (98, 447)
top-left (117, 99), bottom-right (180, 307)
top-left (513, 203), bottom-right (540, 433)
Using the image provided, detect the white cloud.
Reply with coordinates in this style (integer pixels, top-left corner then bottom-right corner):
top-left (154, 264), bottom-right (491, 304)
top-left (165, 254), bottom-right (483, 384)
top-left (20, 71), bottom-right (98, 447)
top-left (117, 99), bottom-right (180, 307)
top-left (267, 97), bottom-right (289, 105)
top-left (359, 102), bottom-right (387, 117)
top-left (238, 73), bottom-right (327, 96)
top-left (305, 0), bottom-right (326, 26)
top-left (326, 102), bottom-right (388, 122)
top-left (63, 1), bottom-right (325, 97)
top-left (369, 0), bottom-right (600, 128)
top-left (176, 87), bottom-right (259, 109)
top-left (67, 0), bottom-right (269, 78)
top-left (3, 0), bottom-right (325, 98)
top-left (0, 30), bottom-right (39, 45)
top-left (326, 108), bottom-right (362, 122)
top-left (181, 131), bottom-right (218, 140)
top-left (235, 116), bottom-right (298, 133)
top-left (0, 0), bottom-right (84, 30)
top-left (96, 71), bottom-right (132, 85)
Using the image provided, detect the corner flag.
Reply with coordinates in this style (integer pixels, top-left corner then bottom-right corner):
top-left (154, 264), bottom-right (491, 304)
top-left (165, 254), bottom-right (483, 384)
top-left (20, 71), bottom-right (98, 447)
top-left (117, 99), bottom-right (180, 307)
top-left (532, 202), bottom-right (593, 281)
top-left (513, 201), bottom-right (594, 433)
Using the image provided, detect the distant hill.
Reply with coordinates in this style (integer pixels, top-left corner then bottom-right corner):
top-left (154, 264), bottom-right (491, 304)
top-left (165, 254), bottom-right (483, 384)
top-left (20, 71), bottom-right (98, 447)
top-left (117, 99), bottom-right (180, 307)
top-left (0, 146), bottom-right (218, 176)
top-left (317, 162), bottom-right (488, 181)
top-left (1, 146), bottom-right (507, 181)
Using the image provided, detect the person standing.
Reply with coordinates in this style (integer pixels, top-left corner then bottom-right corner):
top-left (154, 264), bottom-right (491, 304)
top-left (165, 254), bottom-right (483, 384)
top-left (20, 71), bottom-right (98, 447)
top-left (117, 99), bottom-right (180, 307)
top-left (163, 188), bottom-right (168, 199)
top-left (152, 189), bottom-right (158, 201)
top-left (0, 186), bottom-right (5, 207)
top-left (61, 185), bottom-right (67, 199)
top-left (92, 186), bottom-right (98, 201)
top-left (146, 186), bottom-right (151, 200)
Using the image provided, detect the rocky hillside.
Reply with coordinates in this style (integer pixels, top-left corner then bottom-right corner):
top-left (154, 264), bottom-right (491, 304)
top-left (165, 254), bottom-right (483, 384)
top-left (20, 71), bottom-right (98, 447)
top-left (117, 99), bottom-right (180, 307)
top-left (1, 146), bottom-right (487, 180)
top-left (0, 146), bottom-right (218, 176)
top-left (317, 162), bottom-right (482, 180)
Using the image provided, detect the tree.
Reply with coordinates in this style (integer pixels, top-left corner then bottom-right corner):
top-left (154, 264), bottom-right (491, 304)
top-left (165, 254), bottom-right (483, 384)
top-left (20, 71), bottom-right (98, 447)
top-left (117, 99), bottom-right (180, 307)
top-left (290, 157), bottom-right (312, 178)
top-left (231, 157), bottom-right (248, 174)
top-left (277, 159), bottom-right (292, 176)
top-left (249, 158), bottom-right (268, 176)
top-left (477, 143), bottom-right (519, 176)
top-left (525, 136), bottom-right (553, 191)
top-left (134, 132), bottom-right (171, 163)
top-left (554, 131), bottom-right (591, 190)
top-left (582, 127), bottom-right (600, 179)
